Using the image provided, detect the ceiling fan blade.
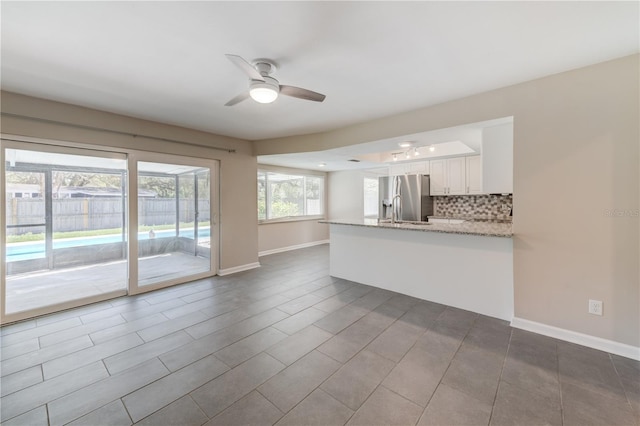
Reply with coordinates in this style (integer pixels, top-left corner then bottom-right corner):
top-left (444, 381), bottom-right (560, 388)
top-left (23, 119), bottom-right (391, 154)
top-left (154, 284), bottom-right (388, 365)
top-left (279, 85), bottom-right (326, 102)
top-left (224, 92), bottom-right (249, 106)
top-left (225, 54), bottom-right (264, 82)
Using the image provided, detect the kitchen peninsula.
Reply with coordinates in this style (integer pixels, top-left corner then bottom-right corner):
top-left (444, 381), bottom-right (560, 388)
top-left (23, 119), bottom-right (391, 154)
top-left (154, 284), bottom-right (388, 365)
top-left (322, 219), bottom-right (514, 320)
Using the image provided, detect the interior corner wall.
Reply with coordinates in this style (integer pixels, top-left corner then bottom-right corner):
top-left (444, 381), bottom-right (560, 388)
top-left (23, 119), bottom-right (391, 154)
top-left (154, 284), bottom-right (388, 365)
top-left (0, 91), bottom-right (259, 272)
top-left (255, 55), bottom-right (640, 348)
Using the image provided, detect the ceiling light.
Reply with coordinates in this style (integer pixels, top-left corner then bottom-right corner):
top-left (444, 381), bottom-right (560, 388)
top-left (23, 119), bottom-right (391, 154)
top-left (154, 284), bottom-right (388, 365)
top-left (413, 147), bottom-right (419, 156)
top-left (429, 145), bottom-right (436, 152)
top-left (405, 151), bottom-right (410, 159)
top-left (392, 154), bottom-right (398, 162)
top-left (249, 78), bottom-right (279, 103)
top-left (318, 163), bottom-right (326, 167)
top-left (250, 85), bottom-right (278, 103)
top-left (399, 142), bottom-right (413, 148)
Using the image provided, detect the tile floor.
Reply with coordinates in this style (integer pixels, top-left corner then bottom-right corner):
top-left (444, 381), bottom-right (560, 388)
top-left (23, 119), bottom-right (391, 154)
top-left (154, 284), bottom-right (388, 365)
top-left (1, 244), bottom-right (638, 426)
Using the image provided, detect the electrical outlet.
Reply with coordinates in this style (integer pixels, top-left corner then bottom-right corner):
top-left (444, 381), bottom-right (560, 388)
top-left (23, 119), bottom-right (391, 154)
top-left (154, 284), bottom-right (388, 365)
top-left (588, 299), bottom-right (603, 316)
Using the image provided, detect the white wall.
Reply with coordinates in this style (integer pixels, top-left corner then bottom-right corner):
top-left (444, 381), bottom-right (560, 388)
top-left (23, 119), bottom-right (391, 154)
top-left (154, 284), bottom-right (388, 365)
top-left (328, 169), bottom-right (388, 221)
top-left (328, 170), bottom-right (366, 221)
top-left (482, 122), bottom-right (513, 194)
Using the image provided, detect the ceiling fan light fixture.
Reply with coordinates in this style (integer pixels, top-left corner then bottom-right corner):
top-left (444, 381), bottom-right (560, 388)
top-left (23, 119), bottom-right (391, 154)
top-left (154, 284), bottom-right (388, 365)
top-left (225, 55), bottom-right (325, 106)
top-left (249, 84), bottom-right (279, 103)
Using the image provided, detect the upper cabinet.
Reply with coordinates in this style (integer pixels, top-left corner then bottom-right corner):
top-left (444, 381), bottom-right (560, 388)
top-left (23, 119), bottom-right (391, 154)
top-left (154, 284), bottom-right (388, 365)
top-left (409, 160), bottom-right (429, 174)
top-left (388, 163), bottom-right (410, 175)
top-left (446, 157), bottom-right (466, 195)
top-left (466, 155), bottom-right (483, 194)
top-left (429, 155), bottom-right (483, 195)
top-left (429, 159), bottom-right (446, 195)
top-left (388, 160), bottom-right (429, 176)
top-left (430, 157), bottom-right (466, 195)
top-left (482, 123), bottom-right (513, 194)
top-left (385, 152), bottom-right (489, 197)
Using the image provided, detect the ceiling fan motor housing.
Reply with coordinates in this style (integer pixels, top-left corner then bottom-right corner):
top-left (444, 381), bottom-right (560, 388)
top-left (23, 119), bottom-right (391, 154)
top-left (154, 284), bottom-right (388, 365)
top-left (253, 60), bottom-right (277, 76)
top-left (250, 75), bottom-right (279, 91)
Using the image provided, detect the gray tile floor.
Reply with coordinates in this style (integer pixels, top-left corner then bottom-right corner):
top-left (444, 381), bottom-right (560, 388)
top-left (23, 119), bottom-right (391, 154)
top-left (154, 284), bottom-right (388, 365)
top-left (1, 244), bottom-right (638, 426)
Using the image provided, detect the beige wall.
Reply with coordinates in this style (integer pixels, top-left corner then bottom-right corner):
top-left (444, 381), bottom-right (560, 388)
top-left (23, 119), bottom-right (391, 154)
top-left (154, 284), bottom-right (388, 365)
top-left (255, 55), bottom-right (640, 347)
top-left (0, 91), bottom-right (259, 271)
top-left (258, 220), bottom-right (328, 254)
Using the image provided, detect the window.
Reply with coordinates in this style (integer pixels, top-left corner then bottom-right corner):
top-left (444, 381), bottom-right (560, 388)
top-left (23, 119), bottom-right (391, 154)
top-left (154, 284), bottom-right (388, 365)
top-left (258, 170), bottom-right (325, 221)
top-left (364, 177), bottom-right (379, 218)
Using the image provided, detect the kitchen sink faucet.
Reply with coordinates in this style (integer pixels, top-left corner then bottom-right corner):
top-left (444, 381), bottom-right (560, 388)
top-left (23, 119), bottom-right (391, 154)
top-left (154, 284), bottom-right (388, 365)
top-left (392, 194), bottom-right (402, 224)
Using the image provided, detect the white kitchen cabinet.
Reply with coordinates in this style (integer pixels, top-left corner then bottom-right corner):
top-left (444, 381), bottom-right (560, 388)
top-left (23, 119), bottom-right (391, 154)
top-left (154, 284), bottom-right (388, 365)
top-left (409, 160), bottom-right (429, 174)
top-left (389, 160), bottom-right (429, 176)
top-left (430, 157), bottom-right (466, 195)
top-left (447, 157), bottom-right (466, 195)
top-left (482, 123), bottom-right (513, 194)
top-left (429, 159), bottom-right (447, 195)
top-left (465, 155), bottom-right (483, 194)
top-left (388, 163), bottom-right (410, 175)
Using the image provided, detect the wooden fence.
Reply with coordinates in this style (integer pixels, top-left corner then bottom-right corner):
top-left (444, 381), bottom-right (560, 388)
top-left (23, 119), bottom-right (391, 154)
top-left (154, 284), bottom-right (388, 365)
top-left (6, 198), bottom-right (211, 234)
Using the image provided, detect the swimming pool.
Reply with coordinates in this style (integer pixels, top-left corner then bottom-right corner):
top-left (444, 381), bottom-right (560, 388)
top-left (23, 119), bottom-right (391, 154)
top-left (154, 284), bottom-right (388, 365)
top-left (6, 227), bottom-right (211, 262)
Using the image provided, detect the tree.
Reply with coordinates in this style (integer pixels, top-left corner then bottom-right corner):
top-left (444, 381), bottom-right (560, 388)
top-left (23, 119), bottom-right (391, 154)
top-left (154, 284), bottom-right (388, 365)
top-left (6, 171), bottom-right (45, 196)
top-left (138, 176), bottom-right (174, 198)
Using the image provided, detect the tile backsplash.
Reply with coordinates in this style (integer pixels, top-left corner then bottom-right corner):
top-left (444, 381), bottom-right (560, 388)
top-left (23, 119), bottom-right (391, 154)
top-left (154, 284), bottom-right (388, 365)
top-left (434, 194), bottom-right (513, 219)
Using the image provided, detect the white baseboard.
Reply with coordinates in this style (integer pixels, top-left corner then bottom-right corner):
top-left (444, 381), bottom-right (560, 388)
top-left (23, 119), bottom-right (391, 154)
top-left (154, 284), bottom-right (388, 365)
top-left (259, 240), bottom-right (329, 257)
top-left (218, 262), bottom-right (261, 276)
top-left (511, 317), bottom-right (640, 361)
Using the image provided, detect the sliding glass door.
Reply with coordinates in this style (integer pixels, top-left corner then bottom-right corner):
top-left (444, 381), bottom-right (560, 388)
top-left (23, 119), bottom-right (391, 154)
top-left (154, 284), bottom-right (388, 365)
top-left (132, 159), bottom-right (215, 292)
top-left (3, 143), bottom-right (128, 318)
top-left (2, 141), bottom-right (218, 322)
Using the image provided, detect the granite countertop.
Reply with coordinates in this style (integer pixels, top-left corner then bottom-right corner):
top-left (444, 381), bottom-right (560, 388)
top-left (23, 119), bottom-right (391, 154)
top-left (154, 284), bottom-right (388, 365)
top-left (428, 215), bottom-right (512, 223)
top-left (320, 218), bottom-right (513, 238)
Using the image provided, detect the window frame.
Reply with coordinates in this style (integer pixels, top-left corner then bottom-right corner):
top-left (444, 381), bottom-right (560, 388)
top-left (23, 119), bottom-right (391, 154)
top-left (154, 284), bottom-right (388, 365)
top-left (258, 166), bottom-right (326, 224)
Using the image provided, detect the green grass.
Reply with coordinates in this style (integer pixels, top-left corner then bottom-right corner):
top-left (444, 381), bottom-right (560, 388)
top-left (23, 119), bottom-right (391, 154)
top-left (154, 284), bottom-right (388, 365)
top-left (6, 222), bottom-right (210, 244)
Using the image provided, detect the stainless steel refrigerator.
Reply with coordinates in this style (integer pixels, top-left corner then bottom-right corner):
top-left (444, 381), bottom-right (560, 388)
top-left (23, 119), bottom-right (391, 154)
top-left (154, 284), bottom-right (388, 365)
top-left (379, 174), bottom-right (434, 221)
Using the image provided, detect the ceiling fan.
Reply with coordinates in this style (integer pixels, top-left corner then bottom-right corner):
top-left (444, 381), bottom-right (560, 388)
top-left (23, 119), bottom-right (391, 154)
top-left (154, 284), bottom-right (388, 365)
top-left (224, 54), bottom-right (326, 106)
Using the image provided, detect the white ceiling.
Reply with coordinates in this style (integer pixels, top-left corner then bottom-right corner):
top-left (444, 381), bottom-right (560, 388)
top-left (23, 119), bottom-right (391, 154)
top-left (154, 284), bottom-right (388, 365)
top-left (1, 1), bottom-right (638, 144)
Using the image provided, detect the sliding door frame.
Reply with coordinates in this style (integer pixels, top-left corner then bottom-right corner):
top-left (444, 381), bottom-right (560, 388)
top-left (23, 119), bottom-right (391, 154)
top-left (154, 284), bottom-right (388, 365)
top-left (126, 151), bottom-right (219, 296)
top-left (1, 139), bottom-right (129, 324)
top-left (1, 137), bottom-right (220, 324)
